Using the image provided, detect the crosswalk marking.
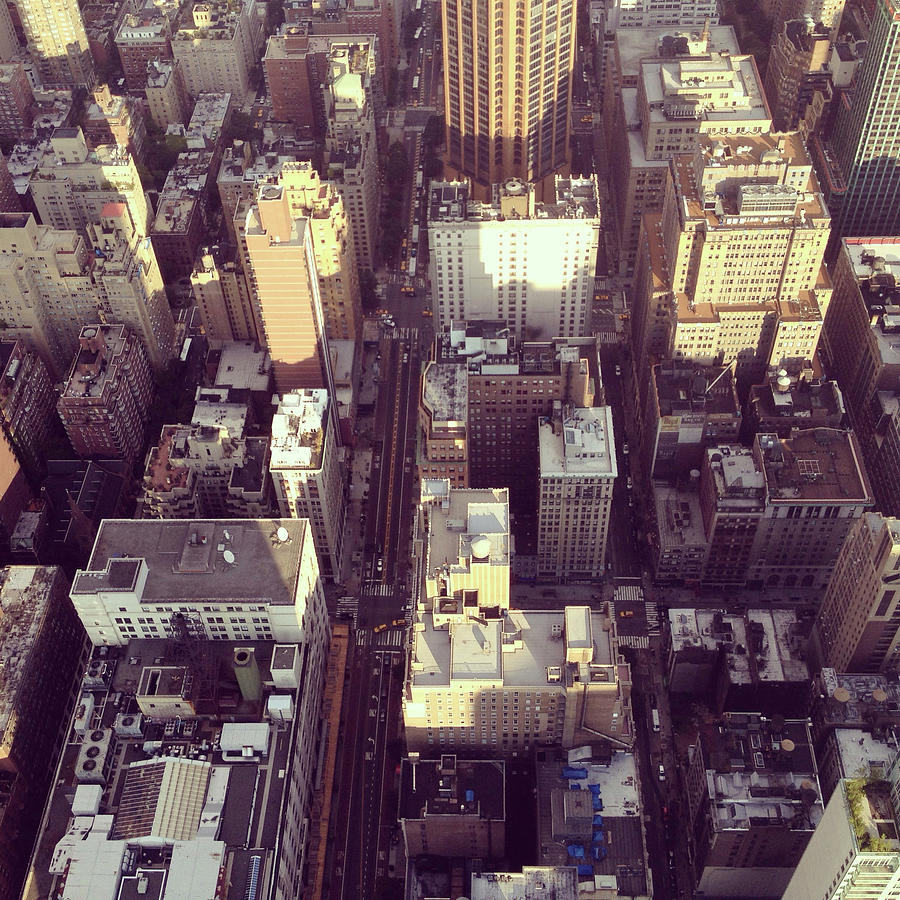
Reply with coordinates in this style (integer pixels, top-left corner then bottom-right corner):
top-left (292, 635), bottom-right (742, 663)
top-left (645, 603), bottom-right (661, 635)
top-left (375, 629), bottom-right (406, 648)
top-left (356, 630), bottom-right (371, 646)
top-left (384, 326), bottom-right (419, 341)
top-left (363, 582), bottom-right (393, 597)
top-left (596, 331), bottom-right (619, 345)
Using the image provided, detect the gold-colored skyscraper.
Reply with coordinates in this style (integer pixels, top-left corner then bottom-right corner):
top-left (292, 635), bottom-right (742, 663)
top-left (14, 0), bottom-right (93, 86)
top-left (442, 0), bottom-right (574, 194)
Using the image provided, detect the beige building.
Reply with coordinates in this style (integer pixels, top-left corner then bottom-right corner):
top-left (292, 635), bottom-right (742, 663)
top-left (239, 182), bottom-right (329, 393)
top-left (145, 58), bottom-right (191, 130)
top-left (29, 127), bottom-right (150, 239)
top-left (814, 513), bottom-right (900, 673)
top-left (172, 0), bottom-right (263, 98)
top-left (86, 202), bottom-right (175, 372)
top-left (537, 406), bottom-right (617, 580)
top-left (269, 389), bottom-right (347, 582)
top-left (15, 0), bottom-right (94, 85)
top-left (441, 0), bottom-right (574, 194)
top-left (324, 41), bottom-right (380, 270)
top-left (427, 178), bottom-right (601, 340)
top-left (404, 481), bottom-right (633, 753)
top-left (633, 133), bottom-right (831, 391)
top-left (190, 245), bottom-right (257, 344)
top-left (418, 352), bottom-right (468, 488)
top-left (822, 240), bottom-right (900, 518)
top-left (57, 324), bottom-right (154, 464)
top-left (278, 161), bottom-right (362, 344)
top-left (604, 27), bottom-right (755, 276)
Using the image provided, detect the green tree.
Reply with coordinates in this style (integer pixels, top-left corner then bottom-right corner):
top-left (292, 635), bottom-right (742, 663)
top-left (359, 269), bottom-right (379, 310)
top-left (385, 142), bottom-right (409, 197)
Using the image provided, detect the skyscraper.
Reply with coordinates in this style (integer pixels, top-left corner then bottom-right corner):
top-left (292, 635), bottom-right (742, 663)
top-left (442, 0), bottom-right (574, 194)
top-left (827, 0), bottom-right (900, 239)
top-left (14, 0), bottom-right (94, 86)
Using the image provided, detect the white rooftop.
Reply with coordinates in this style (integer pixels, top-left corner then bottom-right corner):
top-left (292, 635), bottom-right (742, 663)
top-left (411, 609), bottom-right (615, 688)
top-left (270, 389), bottom-right (329, 470)
top-left (213, 341), bottom-right (272, 392)
top-left (539, 407), bottom-right (617, 478)
top-left (834, 729), bottom-right (898, 785)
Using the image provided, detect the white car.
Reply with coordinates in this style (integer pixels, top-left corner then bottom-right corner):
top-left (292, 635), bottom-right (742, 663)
top-left (623, 443), bottom-right (630, 455)
top-left (615, 364), bottom-right (621, 377)
top-left (658, 765), bottom-right (666, 781)
top-left (626, 476), bottom-right (633, 490)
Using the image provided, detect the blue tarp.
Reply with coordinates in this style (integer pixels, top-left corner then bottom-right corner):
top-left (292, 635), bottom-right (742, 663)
top-left (592, 796), bottom-right (603, 810)
top-left (567, 844), bottom-right (586, 859)
top-left (588, 783), bottom-right (602, 793)
top-left (593, 814), bottom-right (604, 826)
top-left (562, 767), bottom-right (588, 779)
top-left (570, 783), bottom-right (582, 789)
top-left (592, 845), bottom-right (608, 861)
top-left (593, 831), bottom-right (606, 843)
top-left (577, 865), bottom-right (594, 876)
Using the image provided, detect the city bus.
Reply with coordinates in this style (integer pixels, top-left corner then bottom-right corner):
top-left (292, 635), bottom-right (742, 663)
top-left (651, 708), bottom-right (661, 732)
top-left (414, 25), bottom-right (422, 39)
top-left (412, 75), bottom-right (420, 91)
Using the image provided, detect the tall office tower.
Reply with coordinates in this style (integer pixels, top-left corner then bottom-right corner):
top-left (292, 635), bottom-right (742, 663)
top-left (632, 134), bottom-right (832, 394)
top-left (822, 240), bottom-right (900, 516)
top-left (85, 203), bottom-right (175, 372)
top-left (783, 771), bottom-right (900, 900)
top-left (537, 405), bottom-right (617, 580)
top-left (14, 0), bottom-right (94, 86)
top-left (441, 0), bottom-right (573, 194)
top-left (405, 481), bottom-right (633, 753)
top-left (0, 340), bottom-right (55, 479)
top-left (276, 161), bottom-right (362, 343)
top-left (0, 566), bottom-right (87, 900)
top-left (57, 324), bottom-right (153, 464)
top-left (606, 32), bottom-right (770, 277)
top-left (172, 0), bottom-right (264, 98)
top-left (823, 0), bottom-right (900, 241)
top-left (83, 85), bottom-right (148, 163)
top-left (426, 178), bottom-right (600, 339)
top-left (143, 387), bottom-right (272, 519)
top-left (765, 19), bottom-right (831, 133)
top-left (190, 245), bottom-right (257, 344)
top-left (29, 127), bottom-right (150, 239)
top-left (813, 512), bottom-right (900, 673)
top-left (0, 2), bottom-right (17, 61)
top-left (240, 181), bottom-right (331, 393)
top-left (269, 389), bottom-right (347, 581)
top-left (770, 0), bottom-right (845, 45)
top-left (324, 42), bottom-right (380, 271)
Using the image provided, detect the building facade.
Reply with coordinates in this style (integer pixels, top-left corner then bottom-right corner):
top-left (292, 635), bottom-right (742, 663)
top-left (190, 245), bottom-right (257, 344)
top-left (441, 0), bottom-right (574, 192)
top-left (16, 0), bottom-right (94, 85)
top-left (57, 324), bottom-right (154, 463)
top-left (537, 406), bottom-right (617, 580)
top-left (269, 389), bottom-right (347, 582)
top-left (427, 178), bottom-right (601, 340)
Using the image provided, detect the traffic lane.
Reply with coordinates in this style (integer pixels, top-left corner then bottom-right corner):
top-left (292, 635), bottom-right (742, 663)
top-left (383, 339), bottom-right (412, 581)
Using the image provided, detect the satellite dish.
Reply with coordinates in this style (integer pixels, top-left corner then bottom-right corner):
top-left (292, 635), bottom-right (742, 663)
top-left (276, 526), bottom-right (289, 542)
top-left (833, 687), bottom-right (850, 702)
top-left (471, 536), bottom-right (491, 559)
top-left (781, 738), bottom-right (795, 752)
top-left (223, 549), bottom-right (235, 564)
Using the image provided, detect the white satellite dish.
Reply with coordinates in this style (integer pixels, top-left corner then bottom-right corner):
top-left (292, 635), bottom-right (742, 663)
top-left (223, 550), bottom-right (235, 564)
top-left (276, 526), bottom-right (289, 543)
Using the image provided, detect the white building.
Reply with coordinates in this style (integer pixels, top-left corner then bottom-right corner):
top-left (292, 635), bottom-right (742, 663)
top-left (70, 518), bottom-right (326, 646)
top-left (269, 390), bottom-right (347, 581)
top-left (606, 0), bottom-right (719, 30)
top-left (427, 177), bottom-right (601, 340)
top-left (538, 405), bottom-right (617, 580)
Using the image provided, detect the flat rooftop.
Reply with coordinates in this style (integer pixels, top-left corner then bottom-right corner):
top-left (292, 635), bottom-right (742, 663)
top-left (269, 389), bottom-right (328, 470)
top-left (539, 407), bottom-right (617, 479)
top-left (213, 342), bottom-right (272, 392)
top-left (423, 487), bottom-right (511, 576)
top-left (653, 486), bottom-right (707, 549)
top-left (843, 239), bottom-right (900, 368)
top-left (750, 377), bottom-right (845, 425)
top-left (73, 520), bottom-right (310, 605)
top-left (537, 751), bottom-right (647, 896)
top-left (614, 25), bottom-right (741, 79)
top-left (27, 638), bottom-right (299, 900)
top-left (399, 756), bottom-right (505, 821)
top-left (422, 360), bottom-right (468, 425)
top-left (410, 609), bottom-right (615, 689)
top-left (653, 364), bottom-right (739, 417)
top-left (815, 669), bottom-right (900, 729)
top-left (471, 867), bottom-right (578, 900)
top-left (756, 428), bottom-right (870, 504)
